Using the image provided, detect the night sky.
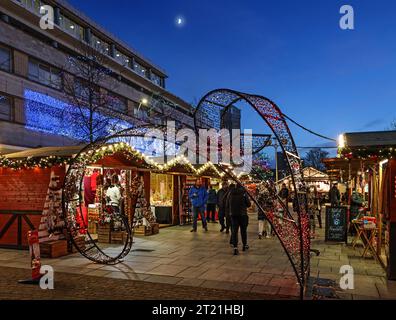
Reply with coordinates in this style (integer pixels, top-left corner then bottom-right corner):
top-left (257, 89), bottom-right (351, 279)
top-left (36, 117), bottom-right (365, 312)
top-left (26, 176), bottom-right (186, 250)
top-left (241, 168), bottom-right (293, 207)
top-left (68, 0), bottom-right (396, 153)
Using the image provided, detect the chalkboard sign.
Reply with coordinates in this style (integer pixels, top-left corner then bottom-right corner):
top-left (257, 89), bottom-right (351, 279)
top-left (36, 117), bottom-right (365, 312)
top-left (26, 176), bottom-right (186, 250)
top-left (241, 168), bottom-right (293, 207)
top-left (325, 206), bottom-right (348, 243)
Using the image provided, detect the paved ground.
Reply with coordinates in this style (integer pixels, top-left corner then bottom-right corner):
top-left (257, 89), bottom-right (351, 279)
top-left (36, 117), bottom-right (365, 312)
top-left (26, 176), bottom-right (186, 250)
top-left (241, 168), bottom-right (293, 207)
top-left (0, 266), bottom-right (287, 300)
top-left (0, 210), bottom-right (395, 300)
top-left (310, 225), bottom-right (395, 300)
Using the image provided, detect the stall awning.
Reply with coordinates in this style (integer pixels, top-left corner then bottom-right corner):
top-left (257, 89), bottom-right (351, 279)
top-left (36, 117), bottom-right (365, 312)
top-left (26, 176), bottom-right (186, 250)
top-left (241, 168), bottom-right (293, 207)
top-left (0, 143), bottom-right (159, 170)
top-left (323, 158), bottom-right (377, 181)
top-left (343, 131), bottom-right (396, 147)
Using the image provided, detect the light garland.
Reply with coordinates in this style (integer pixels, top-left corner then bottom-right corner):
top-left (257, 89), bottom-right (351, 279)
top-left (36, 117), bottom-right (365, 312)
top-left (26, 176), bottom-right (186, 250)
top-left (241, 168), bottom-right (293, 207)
top-left (195, 161), bottom-right (225, 178)
top-left (1, 143), bottom-right (245, 179)
top-left (0, 142), bottom-right (161, 171)
top-left (339, 146), bottom-right (396, 161)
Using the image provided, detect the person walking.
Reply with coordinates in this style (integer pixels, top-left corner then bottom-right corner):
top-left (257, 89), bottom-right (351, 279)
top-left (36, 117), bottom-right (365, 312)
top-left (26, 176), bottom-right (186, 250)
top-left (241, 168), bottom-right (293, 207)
top-left (189, 179), bottom-right (208, 232)
top-left (329, 183), bottom-right (341, 207)
top-left (257, 186), bottom-right (272, 239)
top-left (217, 182), bottom-right (229, 232)
top-left (228, 184), bottom-right (251, 255)
top-left (206, 185), bottom-right (218, 223)
top-left (278, 183), bottom-right (289, 205)
top-left (224, 183), bottom-right (236, 240)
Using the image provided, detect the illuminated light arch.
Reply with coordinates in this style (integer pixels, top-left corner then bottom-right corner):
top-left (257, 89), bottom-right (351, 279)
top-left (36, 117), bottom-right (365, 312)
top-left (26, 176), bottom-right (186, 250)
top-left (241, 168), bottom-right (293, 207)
top-left (194, 89), bottom-right (310, 297)
top-left (62, 126), bottom-right (161, 265)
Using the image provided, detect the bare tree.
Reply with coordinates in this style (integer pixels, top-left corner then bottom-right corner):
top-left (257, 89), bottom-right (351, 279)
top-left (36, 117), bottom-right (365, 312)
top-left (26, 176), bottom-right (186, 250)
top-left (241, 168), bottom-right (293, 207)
top-left (390, 119), bottom-right (396, 131)
top-left (62, 45), bottom-right (131, 143)
top-left (303, 148), bottom-right (329, 171)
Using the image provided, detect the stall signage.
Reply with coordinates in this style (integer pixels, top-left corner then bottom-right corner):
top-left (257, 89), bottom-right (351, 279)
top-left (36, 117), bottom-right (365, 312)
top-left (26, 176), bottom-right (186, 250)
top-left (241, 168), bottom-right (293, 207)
top-left (325, 206), bottom-right (348, 243)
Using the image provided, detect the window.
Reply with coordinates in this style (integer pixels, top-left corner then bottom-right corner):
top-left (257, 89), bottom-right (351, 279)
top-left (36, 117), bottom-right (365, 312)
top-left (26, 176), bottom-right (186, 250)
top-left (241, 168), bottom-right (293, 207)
top-left (59, 14), bottom-right (84, 40)
top-left (133, 61), bottom-right (147, 78)
top-left (108, 93), bottom-right (127, 113)
top-left (114, 49), bottom-right (131, 67)
top-left (73, 79), bottom-right (90, 101)
top-left (28, 59), bottom-right (62, 90)
top-left (150, 72), bottom-right (162, 87)
top-left (133, 104), bottom-right (149, 121)
top-left (91, 34), bottom-right (110, 55)
top-left (17, 0), bottom-right (44, 15)
top-left (0, 45), bottom-right (11, 72)
top-left (0, 95), bottom-right (12, 121)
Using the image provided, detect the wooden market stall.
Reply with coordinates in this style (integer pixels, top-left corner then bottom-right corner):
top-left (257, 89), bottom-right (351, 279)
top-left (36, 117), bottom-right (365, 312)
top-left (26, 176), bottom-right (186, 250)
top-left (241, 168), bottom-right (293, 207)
top-left (0, 143), bottom-right (159, 253)
top-left (324, 130), bottom-right (396, 278)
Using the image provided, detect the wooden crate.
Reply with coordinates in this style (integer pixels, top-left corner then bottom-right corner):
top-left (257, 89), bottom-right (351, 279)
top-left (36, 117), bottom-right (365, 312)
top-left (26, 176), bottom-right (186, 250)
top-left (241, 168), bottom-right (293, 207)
top-left (40, 240), bottom-right (69, 258)
top-left (111, 231), bottom-right (126, 244)
top-left (151, 223), bottom-right (159, 235)
top-left (134, 225), bottom-right (152, 236)
top-left (97, 224), bottom-right (111, 243)
top-left (88, 207), bottom-right (100, 222)
top-left (88, 220), bottom-right (97, 234)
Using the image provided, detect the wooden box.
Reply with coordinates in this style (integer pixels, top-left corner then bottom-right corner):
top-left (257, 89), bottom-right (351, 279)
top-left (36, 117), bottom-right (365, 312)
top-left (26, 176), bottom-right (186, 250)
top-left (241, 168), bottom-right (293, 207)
top-left (97, 224), bottom-right (111, 243)
top-left (88, 220), bottom-right (97, 234)
top-left (134, 225), bottom-right (152, 236)
top-left (40, 240), bottom-right (69, 258)
top-left (151, 223), bottom-right (159, 235)
top-left (88, 207), bottom-right (100, 222)
top-left (111, 231), bottom-right (126, 244)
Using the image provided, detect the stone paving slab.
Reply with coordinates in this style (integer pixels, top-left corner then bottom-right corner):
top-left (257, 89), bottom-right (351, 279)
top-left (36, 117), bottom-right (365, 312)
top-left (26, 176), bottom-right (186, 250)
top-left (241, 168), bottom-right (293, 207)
top-left (0, 266), bottom-right (287, 300)
top-left (1, 212), bottom-right (396, 300)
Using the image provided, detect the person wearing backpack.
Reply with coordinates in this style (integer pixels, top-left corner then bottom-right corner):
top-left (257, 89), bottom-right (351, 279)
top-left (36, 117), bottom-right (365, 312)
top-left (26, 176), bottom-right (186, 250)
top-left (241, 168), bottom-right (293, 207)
top-left (228, 184), bottom-right (251, 255)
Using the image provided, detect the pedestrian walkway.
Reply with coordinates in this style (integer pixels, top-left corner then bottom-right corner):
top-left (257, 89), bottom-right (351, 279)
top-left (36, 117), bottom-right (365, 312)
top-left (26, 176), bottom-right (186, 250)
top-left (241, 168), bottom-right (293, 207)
top-left (310, 224), bottom-right (395, 299)
top-left (0, 214), bottom-right (300, 298)
top-left (0, 213), bottom-right (395, 299)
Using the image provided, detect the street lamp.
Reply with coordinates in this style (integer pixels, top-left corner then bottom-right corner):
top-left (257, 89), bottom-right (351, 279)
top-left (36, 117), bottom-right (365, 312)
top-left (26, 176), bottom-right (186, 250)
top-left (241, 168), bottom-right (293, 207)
top-left (268, 137), bottom-right (279, 183)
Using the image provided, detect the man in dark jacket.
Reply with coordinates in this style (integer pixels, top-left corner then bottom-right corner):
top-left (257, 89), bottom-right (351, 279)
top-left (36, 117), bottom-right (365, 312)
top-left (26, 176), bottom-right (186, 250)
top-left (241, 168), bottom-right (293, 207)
top-left (206, 185), bottom-right (218, 223)
top-left (329, 183), bottom-right (340, 207)
top-left (278, 183), bottom-right (289, 204)
top-left (189, 179), bottom-right (208, 232)
top-left (228, 184), bottom-right (251, 255)
top-left (217, 182), bottom-right (229, 232)
top-left (224, 184), bottom-right (236, 237)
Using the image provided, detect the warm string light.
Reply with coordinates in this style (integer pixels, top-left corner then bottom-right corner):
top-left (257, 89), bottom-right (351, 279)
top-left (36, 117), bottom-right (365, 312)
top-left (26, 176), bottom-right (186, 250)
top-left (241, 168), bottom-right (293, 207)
top-left (339, 147), bottom-right (395, 160)
top-left (1, 143), bottom-right (243, 178)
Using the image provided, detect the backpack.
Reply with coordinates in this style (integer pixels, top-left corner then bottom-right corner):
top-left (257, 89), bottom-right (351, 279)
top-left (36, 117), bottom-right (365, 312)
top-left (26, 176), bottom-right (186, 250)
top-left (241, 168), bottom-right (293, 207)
top-left (229, 188), bottom-right (251, 216)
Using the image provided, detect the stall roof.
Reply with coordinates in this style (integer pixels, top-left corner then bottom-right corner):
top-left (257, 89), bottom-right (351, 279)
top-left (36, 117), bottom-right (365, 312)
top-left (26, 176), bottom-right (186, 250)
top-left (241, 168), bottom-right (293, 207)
top-left (344, 130), bottom-right (396, 147)
top-left (277, 167), bottom-right (329, 184)
top-left (4, 145), bottom-right (87, 159)
top-left (322, 157), bottom-right (377, 181)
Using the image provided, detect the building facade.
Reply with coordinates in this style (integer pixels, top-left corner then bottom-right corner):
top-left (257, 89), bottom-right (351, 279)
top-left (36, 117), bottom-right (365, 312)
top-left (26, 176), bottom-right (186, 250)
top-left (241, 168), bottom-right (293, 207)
top-left (0, 0), bottom-right (194, 154)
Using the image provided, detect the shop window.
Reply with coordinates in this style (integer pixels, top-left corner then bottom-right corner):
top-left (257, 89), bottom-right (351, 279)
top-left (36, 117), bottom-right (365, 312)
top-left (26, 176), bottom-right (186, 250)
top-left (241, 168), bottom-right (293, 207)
top-left (150, 173), bottom-right (173, 207)
top-left (0, 45), bottom-right (11, 72)
top-left (0, 95), bottom-right (12, 121)
top-left (28, 59), bottom-right (62, 90)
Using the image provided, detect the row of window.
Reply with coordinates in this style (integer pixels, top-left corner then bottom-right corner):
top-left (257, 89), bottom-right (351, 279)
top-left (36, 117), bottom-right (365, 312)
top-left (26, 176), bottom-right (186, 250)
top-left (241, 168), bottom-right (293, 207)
top-left (0, 44), bottom-right (181, 124)
top-left (28, 58), bottom-right (62, 90)
top-left (15, 0), bottom-right (165, 88)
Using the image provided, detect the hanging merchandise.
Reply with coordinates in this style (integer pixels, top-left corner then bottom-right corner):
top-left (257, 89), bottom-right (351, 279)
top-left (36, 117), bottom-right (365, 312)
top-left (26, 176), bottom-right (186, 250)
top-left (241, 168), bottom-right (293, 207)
top-left (133, 174), bottom-right (157, 227)
top-left (39, 171), bottom-right (65, 242)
